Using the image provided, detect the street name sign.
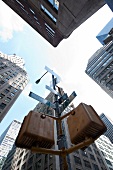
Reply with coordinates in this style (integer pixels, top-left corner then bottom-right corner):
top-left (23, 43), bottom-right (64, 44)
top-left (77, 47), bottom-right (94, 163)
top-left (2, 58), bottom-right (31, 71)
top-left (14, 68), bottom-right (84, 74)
top-left (45, 66), bottom-right (61, 83)
top-left (46, 85), bottom-right (61, 97)
top-left (29, 92), bottom-right (56, 109)
top-left (59, 91), bottom-right (77, 113)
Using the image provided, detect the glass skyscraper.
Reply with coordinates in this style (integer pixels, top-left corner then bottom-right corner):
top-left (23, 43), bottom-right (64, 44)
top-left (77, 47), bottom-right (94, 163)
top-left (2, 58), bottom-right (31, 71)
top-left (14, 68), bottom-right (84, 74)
top-left (100, 113), bottom-right (113, 144)
top-left (0, 120), bottom-right (21, 169)
top-left (96, 18), bottom-right (113, 45)
top-left (85, 40), bottom-right (113, 99)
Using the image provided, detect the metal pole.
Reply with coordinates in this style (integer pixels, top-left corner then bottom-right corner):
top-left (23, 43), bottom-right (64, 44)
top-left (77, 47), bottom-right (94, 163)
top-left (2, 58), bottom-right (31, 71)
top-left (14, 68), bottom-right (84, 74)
top-left (52, 75), bottom-right (71, 170)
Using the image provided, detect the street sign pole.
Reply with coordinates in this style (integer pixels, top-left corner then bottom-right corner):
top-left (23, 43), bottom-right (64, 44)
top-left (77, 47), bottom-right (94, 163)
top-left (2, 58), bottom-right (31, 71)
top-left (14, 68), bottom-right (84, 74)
top-left (52, 75), bottom-right (71, 170)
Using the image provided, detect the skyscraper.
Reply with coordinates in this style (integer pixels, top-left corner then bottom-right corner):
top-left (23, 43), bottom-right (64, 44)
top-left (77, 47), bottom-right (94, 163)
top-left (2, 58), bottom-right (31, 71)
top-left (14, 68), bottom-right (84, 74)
top-left (0, 51), bottom-right (29, 122)
top-left (0, 120), bottom-right (21, 169)
top-left (2, 0), bottom-right (106, 47)
top-left (85, 40), bottom-right (113, 99)
top-left (96, 135), bottom-right (113, 170)
top-left (100, 113), bottom-right (113, 144)
top-left (96, 18), bottom-right (113, 45)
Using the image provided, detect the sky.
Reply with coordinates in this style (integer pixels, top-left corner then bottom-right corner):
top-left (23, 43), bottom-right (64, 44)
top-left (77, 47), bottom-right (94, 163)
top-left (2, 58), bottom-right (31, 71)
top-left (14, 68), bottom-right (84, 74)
top-left (0, 1), bottom-right (113, 136)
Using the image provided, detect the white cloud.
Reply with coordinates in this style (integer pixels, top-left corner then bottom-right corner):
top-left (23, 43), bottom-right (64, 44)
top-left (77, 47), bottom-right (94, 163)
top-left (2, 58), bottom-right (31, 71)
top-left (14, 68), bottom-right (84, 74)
top-left (0, 1), bottom-right (25, 41)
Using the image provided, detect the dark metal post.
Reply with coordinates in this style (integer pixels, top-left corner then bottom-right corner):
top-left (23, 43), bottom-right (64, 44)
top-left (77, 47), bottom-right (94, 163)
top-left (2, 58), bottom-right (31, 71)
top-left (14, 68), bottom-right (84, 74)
top-left (52, 75), bottom-right (72, 170)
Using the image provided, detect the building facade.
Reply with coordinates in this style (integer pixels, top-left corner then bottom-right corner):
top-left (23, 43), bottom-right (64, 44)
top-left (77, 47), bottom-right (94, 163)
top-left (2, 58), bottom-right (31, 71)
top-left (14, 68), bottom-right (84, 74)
top-left (85, 40), bottom-right (113, 99)
top-left (0, 51), bottom-right (29, 122)
top-left (96, 18), bottom-right (113, 45)
top-left (2, 0), bottom-right (106, 47)
top-left (0, 120), bottom-right (21, 169)
top-left (100, 113), bottom-right (113, 144)
top-left (96, 135), bottom-right (113, 170)
top-left (3, 93), bottom-right (108, 170)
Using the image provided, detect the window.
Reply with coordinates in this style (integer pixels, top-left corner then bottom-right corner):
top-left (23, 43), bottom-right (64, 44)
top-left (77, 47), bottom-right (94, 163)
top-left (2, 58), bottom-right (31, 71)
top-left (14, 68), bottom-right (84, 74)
top-left (35, 160), bottom-right (41, 169)
top-left (36, 153), bottom-right (41, 159)
top-left (83, 160), bottom-right (91, 168)
top-left (109, 168), bottom-right (113, 170)
top-left (12, 82), bottom-right (16, 86)
top-left (92, 163), bottom-right (99, 170)
top-left (0, 103), bottom-right (6, 109)
top-left (17, 85), bottom-right (21, 89)
top-left (3, 72), bottom-right (8, 76)
top-left (49, 154), bottom-right (53, 160)
top-left (22, 163), bottom-right (26, 169)
top-left (81, 150), bottom-right (88, 157)
top-left (13, 89), bottom-right (18, 93)
top-left (45, 154), bottom-right (48, 163)
top-left (108, 154), bottom-right (113, 159)
top-left (20, 151), bottom-right (24, 157)
top-left (46, 0), bottom-right (59, 10)
top-left (0, 93), bottom-right (5, 99)
top-left (28, 156), bottom-right (33, 166)
top-left (0, 80), bottom-right (5, 85)
top-left (4, 78), bottom-right (9, 82)
top-left (23, 153), bottom-right (28, 160)
top-left (49, 164), bottom-right (53, 170)
top-left (28, 167), bottom-right (32, 170)
top-left (4, 89), bottom-right (9, 94)
top-left (45, 23), bottom-right (55, 38)
top-left (90, 154), bottom-right (95, 160)
top-left (74, 156), bottom-right (82, 165)
top-left (4, 97), bottom-right (11, 103)
top-left (10, 93), bottom-right (15, 97)
top-left (105, 159), bottom-right (112, 166)
top-left (101, 151), bottom-right (107, 156)
top-left (41, 5), bottom-right (57, 23)
top-left (0, 74), bottom-right (3, 78)
top-left (8, 85), bottom-right (12, 89)
top-left (92, 143), bottom-right (97, 148)
top-left (17, 159), bottom-right (21, 166)
top-left (94, 149), bottom-right (100, 155)
top-left (87, 147), bottom-right (92, 152)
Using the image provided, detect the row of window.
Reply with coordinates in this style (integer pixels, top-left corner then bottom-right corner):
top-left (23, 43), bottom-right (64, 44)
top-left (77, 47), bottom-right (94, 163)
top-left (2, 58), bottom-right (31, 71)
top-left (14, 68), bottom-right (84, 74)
top-left (86, 42), bottom-right (113, 72)
top-left (0, 88), bottom-right (17, 97)
top-left (0, 71), bottom-right (27, 89)
top-left (74, 156), bottom-right (101, 170)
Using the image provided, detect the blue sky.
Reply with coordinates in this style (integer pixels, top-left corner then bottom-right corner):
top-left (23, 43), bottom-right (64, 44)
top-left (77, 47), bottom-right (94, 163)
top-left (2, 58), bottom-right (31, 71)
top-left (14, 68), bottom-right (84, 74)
top-left (0, 1), bottom-right (113, 136)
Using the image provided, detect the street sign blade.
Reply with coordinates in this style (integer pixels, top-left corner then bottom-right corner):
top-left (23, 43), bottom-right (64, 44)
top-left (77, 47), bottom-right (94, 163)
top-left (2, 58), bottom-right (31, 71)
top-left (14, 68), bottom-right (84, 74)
top-left (59, 91), bottom-right (77, 113)
top-left (29, 92), bottom-right (56, 109)
top-left (46, 85), bottom-right (61, 97)
top-left (58, 93), bottom-right (68, 104)
top-left (45, 66), bottom-right (61, 83)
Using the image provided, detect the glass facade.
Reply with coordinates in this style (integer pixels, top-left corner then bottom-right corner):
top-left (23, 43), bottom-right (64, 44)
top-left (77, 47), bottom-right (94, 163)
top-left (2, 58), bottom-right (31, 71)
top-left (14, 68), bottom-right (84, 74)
top-left (0, 120), bottom-right (21, 169)
top-left (100, 113), bottom-right (113, 144)
top-left (96, 135), bottom-right (113, 170)
top-left (96, 18), bottom-right (113, 45)
top-left (85, 41), bottom-right (113, 99)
